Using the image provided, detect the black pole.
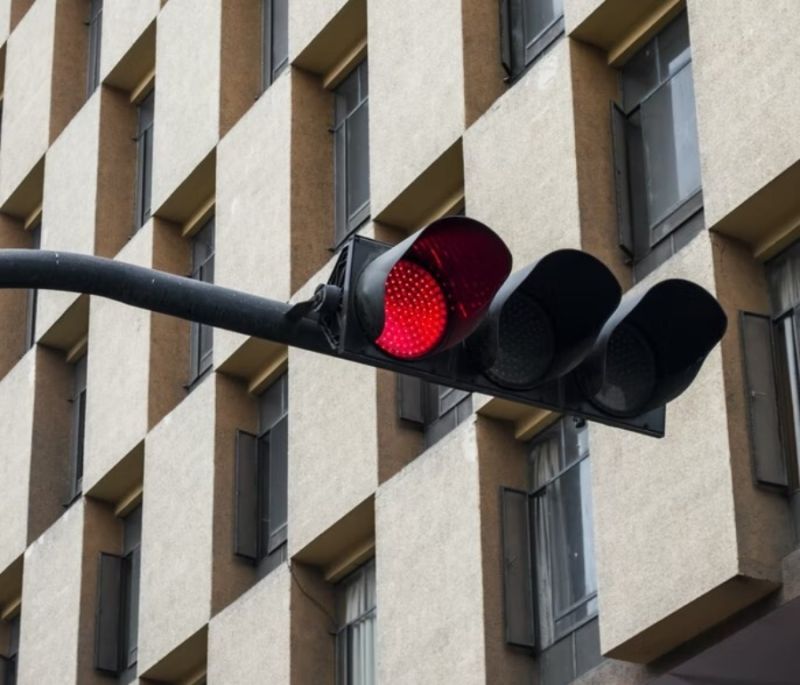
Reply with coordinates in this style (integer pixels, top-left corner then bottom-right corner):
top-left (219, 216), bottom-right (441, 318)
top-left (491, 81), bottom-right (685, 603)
top-left (0, 249), bottom-right (332, 355)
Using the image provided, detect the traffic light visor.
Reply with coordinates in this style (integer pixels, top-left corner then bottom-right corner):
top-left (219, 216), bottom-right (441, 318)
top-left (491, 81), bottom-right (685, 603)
top-left (355, 217), bottom-right (512, 359)
top-left (579, 279), bottom-right (727, 416)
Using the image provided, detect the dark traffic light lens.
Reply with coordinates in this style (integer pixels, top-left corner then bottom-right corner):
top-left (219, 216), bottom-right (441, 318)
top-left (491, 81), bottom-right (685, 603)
top-left (485, 291), bottom-right (554, 388)
top-left (375, 259), bottom-right (448, 359)
top-left (591, 323), bottom-right (657, 415)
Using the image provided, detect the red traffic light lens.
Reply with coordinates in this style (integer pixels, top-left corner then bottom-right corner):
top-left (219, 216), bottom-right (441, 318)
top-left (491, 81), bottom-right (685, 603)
top-left (375, 259), bottom-right (447, 359)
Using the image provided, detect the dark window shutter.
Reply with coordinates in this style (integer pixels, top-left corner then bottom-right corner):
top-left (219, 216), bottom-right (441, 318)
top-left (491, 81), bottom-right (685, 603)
top-left (397, 374), bottom-right (425, 425)
top-left (499, 0), bottom-right (512, 76)
top-left (267, 416), bottom-right (289, 553)
top-left (501, 487), bottom-right (535, 648)
top-left (610, 101), bottom-right (634, 258)
top-left (740, 312), bottom-right (789, 488)
top-left (436, 385), bottom-right (471, 417)
top-left (95, 552), bottom-right (123, 674)
top-left (0, 655), bottom-right (8, 684)
top-left (235, 430), bottom-right (260, 561)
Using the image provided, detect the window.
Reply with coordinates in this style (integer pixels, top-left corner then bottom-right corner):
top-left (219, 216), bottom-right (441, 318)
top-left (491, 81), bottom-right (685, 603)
top-left (336, 560), bottom-right (376, 685)
top-left (333, 60), bottom-right (370, 247)
top-left (397, 375), bottom-right (472, 448)
top-left (134, 90), bottom-right (154, 230)
top-left (0, 611), bottom-right (20, 685)
top-left (95, 504), bottom-right (142, 684)
top-left (188, 218), bottom-right (215, 385)
top-left (24, 220), bottom-right (40, 351)
top-left (68, 354), bottom-right (87, 502)
top-left (262, 0), bottom-right (288, 91)
top-left (234, 373), bottom-right (288, 576)
top-left (501, 418), bottom-right (602, 683)
top-left (611, 11), bottom-right (703, 280)
top-left (500, 0), bottom-right (564, 81)
top-left (87, 0), bottom-right (103, 95)
top-left (741, 241), bottom-right (800, 536)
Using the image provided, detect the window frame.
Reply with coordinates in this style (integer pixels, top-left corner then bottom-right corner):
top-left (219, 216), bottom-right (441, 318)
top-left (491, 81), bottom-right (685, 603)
top-left (134, 89), bottom-right (155, 231)
top-left (187, 217), bottom-right (215, 387)
top-left (500, 0), bottom-right (565, 82)
top-left (86, 0), bottom-right (103, 96)
top-left (332, 59), bottom-right (370, 249)
top-left (612, 10), bottom-right (704, 280)
top-left (68, 353), bottom-right (88, 503)
top-left (335, 559), bottom-right (376, 685)
top-left (261, 0), bottom-right (289, 91)
top-left (397, 375), bottom-right (472, 449)
top-left (24, 220), bottom-right (41, 352)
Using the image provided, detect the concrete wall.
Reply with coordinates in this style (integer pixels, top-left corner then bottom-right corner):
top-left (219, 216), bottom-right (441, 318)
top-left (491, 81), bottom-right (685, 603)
top-left (152, 0), bottom-right (220, 211)
top-left (368, 0), bottom-right (465, 217)
top-left (207, 566), bottom-right (291, 683)
top-left (376, 418), bottom-right (486, 684)
top-left (0, 351), bottom-right (34, 575)
top-left (0, 0), bottom-right (54, 203)
top-left (688, 0), bottom-right (800, 229)
top-left (99, 0), bottom-right (160, 84)
top-left (83, 226), bottom-right (152, 493)
top-left (464, 39), bottom-right (580, 265)
top-left (17, 502), bottom-right (83, 684)
top-left (289, 0), bottom-right (349, 63)
top-left (591, 234), bottom-right (779, 662)
top-left (138, 376), bottom-right (216, 673)
top-left (215, 73), bottom-right (292, 365)
top-left (38, 94), bottom-right (100, 339)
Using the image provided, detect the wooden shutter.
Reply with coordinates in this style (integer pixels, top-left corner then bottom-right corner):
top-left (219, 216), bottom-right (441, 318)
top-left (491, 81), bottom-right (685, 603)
top-left (501, 487), bottom-right (535, 648)
top-left (95, 552), bottom-right (123, 674)
top-left (740, 312), bottom-right (789, 488)
top-left (267, 416), bottom-right (289, 553)
top-left (235, 430), bottom-right (260, 561)
top-left (610, 102), bottom-right (634, 258)
top-left (397, 374), bottom-right (425, 425)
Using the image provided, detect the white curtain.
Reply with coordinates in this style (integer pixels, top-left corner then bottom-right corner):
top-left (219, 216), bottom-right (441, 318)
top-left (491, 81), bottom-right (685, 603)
top-left (339, 561), bottom-right (376, 685)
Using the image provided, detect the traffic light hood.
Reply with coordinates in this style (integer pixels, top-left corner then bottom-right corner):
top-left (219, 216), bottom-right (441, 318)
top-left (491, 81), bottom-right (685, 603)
top-left (468, 249), bottom-right (622, 388)
top-left (354, 216), bottom-right (512, 359)
top-left (577, 279), bottom-right (728, 417)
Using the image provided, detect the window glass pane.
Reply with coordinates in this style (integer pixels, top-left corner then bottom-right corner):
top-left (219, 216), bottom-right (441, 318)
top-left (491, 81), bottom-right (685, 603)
top-left (259, 373), bottom-right (288, 432)
top-left (622, 38), bottom-right (658, 112)
top-left (782, 316), bottom-right (800, 481)
top-left (529, 428), bottom-right (562, 490)
top-left (523, 0), bottom-right (562, 46)
top-left (767, 241), bottom-right (800, 314)
top-left (270, 0), bottom-right (289, 78)
top-left (334, 124), bottom-right (347, 244)
top-left (640, 63), bottom-right (701, 228)
top-left (335, 69), bottom-right (361, 122)
top-left (657, 11), bottom-right (691, 81)
top-left (345, 101), bottom-right (370, 222)
top-left (337, 561), bottom-right (376, 685)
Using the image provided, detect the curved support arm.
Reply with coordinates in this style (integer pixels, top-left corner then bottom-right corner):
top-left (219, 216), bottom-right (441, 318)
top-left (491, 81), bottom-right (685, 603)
top-left (0, 249), bottom-right (331, 355)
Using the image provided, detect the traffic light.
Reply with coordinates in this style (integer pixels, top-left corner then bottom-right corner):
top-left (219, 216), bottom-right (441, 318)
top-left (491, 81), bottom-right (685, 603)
top-left (316, 216), bottom-right (727, 436)
top-left (0, 214), bottom-right (727, 437)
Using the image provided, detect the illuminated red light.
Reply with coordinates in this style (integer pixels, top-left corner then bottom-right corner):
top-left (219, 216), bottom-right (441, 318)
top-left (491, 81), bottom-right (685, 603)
top-left (375, 259), bottom-right (448, 359)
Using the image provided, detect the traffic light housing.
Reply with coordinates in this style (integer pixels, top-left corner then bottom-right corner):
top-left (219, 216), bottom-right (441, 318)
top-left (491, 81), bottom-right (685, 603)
top-left (317, 217), bottom-right (727, 437)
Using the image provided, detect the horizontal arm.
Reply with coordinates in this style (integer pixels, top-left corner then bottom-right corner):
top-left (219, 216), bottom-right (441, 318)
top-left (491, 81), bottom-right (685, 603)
top-left (0, 249), bottom-right (331, 355)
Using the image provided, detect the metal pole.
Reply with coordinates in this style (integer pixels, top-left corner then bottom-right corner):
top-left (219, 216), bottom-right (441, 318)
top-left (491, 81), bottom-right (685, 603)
top-left (0, 249), bottom-right (332, 355)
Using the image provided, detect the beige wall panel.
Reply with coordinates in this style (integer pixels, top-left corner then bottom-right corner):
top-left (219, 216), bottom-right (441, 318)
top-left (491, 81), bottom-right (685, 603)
top-left (18, 502), bottom-right (84, 685)
top-left (368, 0), bottom-right (465, 217)
top-left (0, 351), bottom-right (34, 574)
top-left (207, 566), bottom-right (291, 683)
top-left (0, 0), bottom-right (55, 204)
top-left (592, 234), bottom-right (749, 660)
top-left (99, 0), bottom-right (159, 83)
top-left (37, 94), bottom-right (100, 339)
top-left (139, 377), bottom-right (216, 673)
top-left (376, 419), bottom-right (486, 684)
top-left (289, 0), bottom-right (348, 63)
top-left (464, 40), bottom-right (580, 266)
top-left (688, 1), bottom-right (800, 229)
top-left (288, 255), bottom-right (379, 554)
top-left (215, 74), bottom-right (292, 365)
top-left (83, 227), bottom-right (152, 493)
top-left (0, 0), bottom-right (11, 45)
top-left (152, 0), bottom-right (220, 212)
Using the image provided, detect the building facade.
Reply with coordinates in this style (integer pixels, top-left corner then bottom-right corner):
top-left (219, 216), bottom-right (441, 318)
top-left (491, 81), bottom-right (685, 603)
top-left (0, 0), bottom-right (799, 683)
